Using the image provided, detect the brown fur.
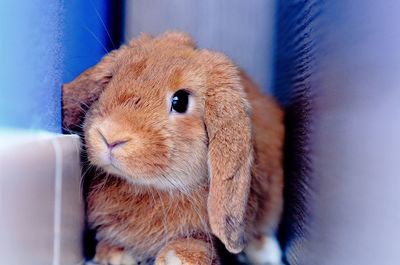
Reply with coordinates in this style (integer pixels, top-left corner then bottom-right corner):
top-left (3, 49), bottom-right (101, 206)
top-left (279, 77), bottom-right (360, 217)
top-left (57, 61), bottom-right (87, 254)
top-left (63, 32), bottom-right (284, 264)
top-left (156, 238), bottom-right (219, 265)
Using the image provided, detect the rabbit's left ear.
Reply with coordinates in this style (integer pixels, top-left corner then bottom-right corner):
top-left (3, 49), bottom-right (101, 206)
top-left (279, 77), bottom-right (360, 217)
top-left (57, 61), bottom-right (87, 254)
top-left (202, 51), bottom-right (254, 253)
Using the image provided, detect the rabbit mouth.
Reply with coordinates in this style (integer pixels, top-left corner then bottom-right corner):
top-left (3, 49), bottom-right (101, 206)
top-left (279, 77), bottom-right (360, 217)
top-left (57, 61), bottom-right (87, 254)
top-left (98, 159), bottom-right (126, 177)
top-left (97, 159), bottom-right (204, 191)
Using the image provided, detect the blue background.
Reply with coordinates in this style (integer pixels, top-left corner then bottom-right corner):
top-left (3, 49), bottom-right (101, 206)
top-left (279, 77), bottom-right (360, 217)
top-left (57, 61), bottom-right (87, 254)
top-left (0, 0), bottom-right (122, 132)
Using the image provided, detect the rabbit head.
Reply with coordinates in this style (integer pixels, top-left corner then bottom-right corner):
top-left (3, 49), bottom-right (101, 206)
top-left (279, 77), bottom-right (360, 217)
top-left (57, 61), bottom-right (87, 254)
top-left (63, 32), bottom-right (253, 253)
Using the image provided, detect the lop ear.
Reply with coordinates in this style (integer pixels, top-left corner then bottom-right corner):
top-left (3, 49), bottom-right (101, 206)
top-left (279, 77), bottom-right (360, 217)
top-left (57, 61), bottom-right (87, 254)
top-left (62, 48), bottom-right (124, 132)
top-left (203, 52), bottom-right (253, 253)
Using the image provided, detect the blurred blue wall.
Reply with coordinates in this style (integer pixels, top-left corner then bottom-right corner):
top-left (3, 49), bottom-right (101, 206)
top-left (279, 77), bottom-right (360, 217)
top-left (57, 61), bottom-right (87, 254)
top-left (63, 1), bottom-right (123, 83)
top-left (0, 0), bottom-right (122, 132)
top-left (274, 0), bottom-right (400, 264)
top-left (0, 0), bottom-right (63, 132)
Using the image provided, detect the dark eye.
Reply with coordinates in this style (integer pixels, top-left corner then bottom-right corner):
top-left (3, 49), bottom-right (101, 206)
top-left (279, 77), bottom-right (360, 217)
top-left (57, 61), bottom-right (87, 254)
top-left (171, 89), bottom-right (190, 113)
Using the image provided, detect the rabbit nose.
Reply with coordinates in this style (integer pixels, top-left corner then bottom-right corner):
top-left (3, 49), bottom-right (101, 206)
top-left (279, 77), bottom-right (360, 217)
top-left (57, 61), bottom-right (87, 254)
top-left (107, 140), bottom-right (129, 150)
top-left (98, 129), bottom-right (129, 150)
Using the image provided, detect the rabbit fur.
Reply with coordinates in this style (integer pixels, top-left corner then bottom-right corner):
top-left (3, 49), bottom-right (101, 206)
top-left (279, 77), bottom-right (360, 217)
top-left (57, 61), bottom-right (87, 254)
top-left (63, 31), bottom-right (284, 265)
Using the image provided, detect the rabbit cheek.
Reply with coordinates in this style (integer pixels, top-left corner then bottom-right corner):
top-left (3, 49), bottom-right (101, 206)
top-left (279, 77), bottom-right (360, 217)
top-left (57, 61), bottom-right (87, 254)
top-left (122, 141), bottom-right (170, 177)
top-left (84, 125), bottom-right (110, 167)
top-left (168, 117), bottom-right (208, 189)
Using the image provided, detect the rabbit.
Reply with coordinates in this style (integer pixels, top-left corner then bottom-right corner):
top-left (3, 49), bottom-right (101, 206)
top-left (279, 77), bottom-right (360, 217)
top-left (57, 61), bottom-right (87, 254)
top-left (63, 31), bottom-right (284, 265)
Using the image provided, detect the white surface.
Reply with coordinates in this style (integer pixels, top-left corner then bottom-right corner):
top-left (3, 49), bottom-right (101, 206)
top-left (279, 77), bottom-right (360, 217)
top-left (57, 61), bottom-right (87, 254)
top-left (0, 131), bottom-right (84, 265)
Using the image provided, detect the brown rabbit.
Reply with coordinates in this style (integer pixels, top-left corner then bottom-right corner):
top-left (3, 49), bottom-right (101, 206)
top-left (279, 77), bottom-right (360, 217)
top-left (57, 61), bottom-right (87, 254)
top-left (63, 32), bottom-right (284, 265)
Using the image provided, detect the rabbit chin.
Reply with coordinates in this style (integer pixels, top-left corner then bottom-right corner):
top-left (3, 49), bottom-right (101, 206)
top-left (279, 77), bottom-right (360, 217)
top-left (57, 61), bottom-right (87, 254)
top-left (100, 162), bottom-right (207, 192)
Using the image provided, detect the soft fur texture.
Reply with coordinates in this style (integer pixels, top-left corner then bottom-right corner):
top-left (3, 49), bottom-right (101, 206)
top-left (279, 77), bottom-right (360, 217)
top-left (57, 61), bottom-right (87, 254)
top-left (63, 32), bottom-right (284, 264)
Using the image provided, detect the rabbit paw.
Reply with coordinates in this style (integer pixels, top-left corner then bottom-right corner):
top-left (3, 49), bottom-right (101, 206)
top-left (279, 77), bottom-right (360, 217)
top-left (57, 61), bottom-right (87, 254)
top-left (92, 242), bottom-right (138, 265)
top-left (155, 238), bottom-right (217, 265)
top-left (245, 235), bottom-right (282, 265)
top-left (161, 250), bottom-right (183, 265)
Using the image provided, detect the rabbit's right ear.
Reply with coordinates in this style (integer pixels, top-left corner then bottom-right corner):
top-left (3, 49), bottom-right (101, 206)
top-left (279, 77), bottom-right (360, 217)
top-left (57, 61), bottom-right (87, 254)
top-left (62, 48), bottom-right (123, 132)
top-left (200, 51), bottom-right (253, 253)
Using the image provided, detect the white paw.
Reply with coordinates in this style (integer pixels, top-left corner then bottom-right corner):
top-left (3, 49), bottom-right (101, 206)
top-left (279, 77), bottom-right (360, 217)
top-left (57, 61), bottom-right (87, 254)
top-left (165, 250), bottom-right (182, 265)
top-left (92, 250), bottom-right (138, 265)
top-left (245, 236), bottom-right (282, 265)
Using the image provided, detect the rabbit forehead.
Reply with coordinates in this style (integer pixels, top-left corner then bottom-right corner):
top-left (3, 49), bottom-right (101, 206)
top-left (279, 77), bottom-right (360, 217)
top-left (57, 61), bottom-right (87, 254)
top-left (103, 49), bottom-right (206, 103)
top-left (125, 47), bottom-right (204, 85)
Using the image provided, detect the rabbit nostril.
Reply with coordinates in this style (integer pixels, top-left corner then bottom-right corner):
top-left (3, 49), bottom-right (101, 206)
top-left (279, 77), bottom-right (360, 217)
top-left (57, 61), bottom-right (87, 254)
top-left (107, 140), bottom-right (128, 150)
top-left (97, 129), bottom-right (129, 150)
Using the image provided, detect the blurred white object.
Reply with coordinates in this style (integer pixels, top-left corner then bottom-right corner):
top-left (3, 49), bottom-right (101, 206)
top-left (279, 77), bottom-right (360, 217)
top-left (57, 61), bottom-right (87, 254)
top-left (0, 130), bottom-right (84, 265)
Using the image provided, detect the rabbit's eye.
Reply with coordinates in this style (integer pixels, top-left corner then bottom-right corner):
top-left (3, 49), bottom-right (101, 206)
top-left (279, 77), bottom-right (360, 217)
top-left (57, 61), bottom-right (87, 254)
top-left (171, 89), bottom-right (190, 113)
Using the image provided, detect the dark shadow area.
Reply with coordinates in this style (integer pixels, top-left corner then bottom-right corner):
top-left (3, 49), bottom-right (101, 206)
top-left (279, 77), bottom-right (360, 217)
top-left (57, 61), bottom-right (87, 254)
top-left (272, 1), bottom-right (322, 264)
